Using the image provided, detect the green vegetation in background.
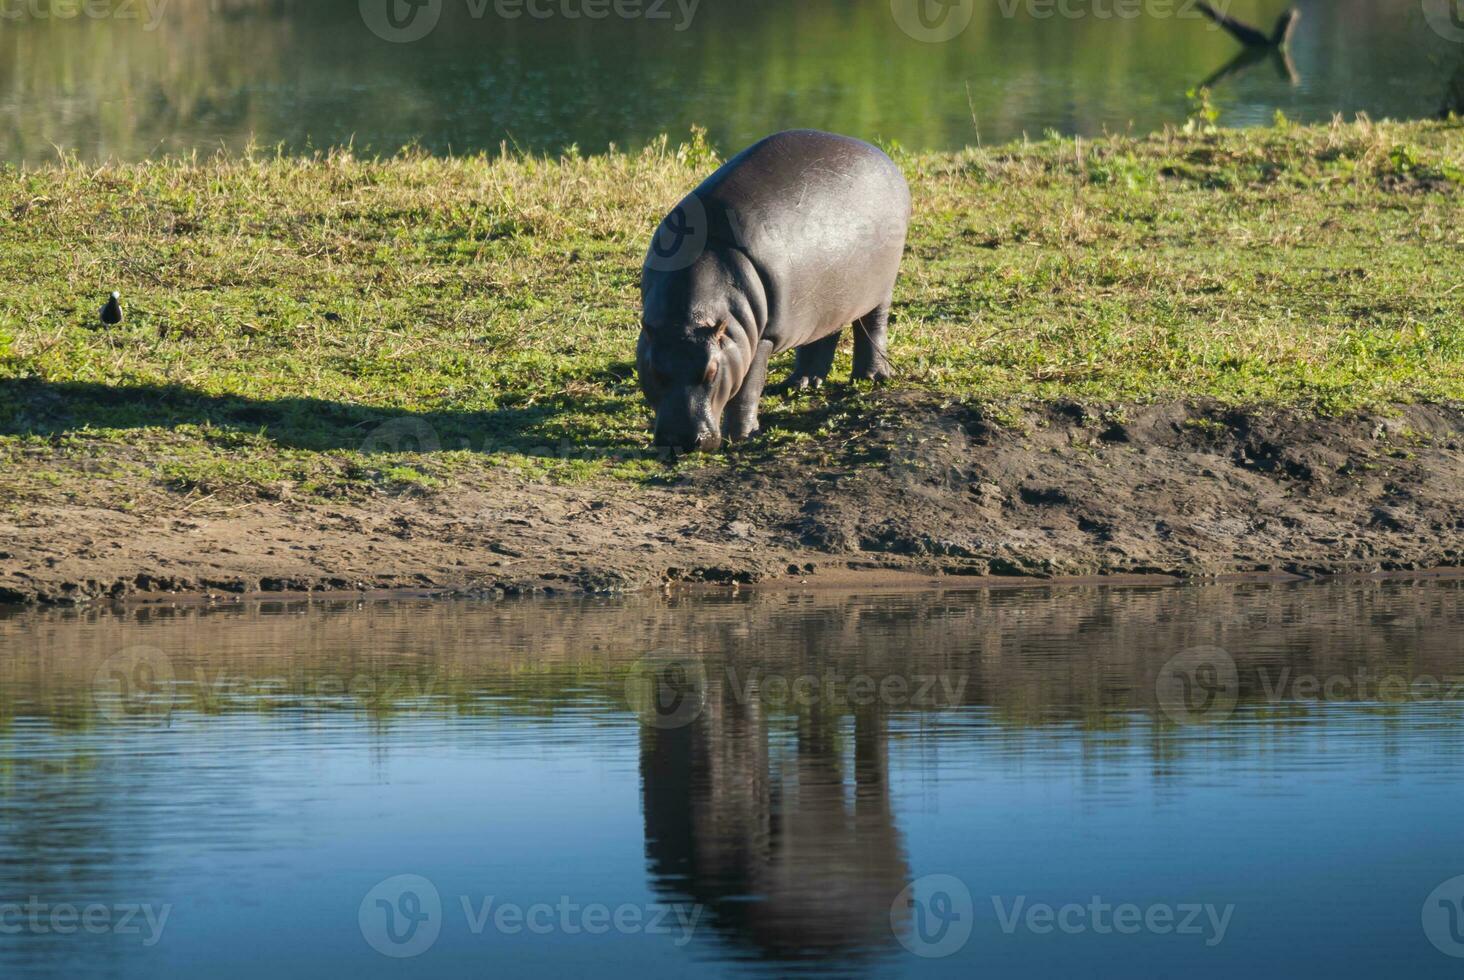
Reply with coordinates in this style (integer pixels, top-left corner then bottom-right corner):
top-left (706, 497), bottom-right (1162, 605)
top-left (0, 0), bottom-right (1453, 163)
top-left (0, 118), bottom-right (1461, 502)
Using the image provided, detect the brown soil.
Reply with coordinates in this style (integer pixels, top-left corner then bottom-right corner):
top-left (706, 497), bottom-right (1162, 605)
top-left (2, 396), bottom-right (1461, 605)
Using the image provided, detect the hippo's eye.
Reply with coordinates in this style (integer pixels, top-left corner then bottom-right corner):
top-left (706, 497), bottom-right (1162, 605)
top-left (702, 359), bottom-right (718, 385)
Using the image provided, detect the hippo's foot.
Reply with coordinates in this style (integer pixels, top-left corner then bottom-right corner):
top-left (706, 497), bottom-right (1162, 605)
top-left (783, 332), bottom-right (840, 393)
top-left (725, 417), bottom-right (761, 442)
top-left (851, 352), bottom-right (893, 383)
top-left (785, 373), bottom-right (826, 392)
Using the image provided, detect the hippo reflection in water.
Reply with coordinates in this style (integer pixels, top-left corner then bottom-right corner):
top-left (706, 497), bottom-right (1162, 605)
top-left (640, 674), bottom-right (911, 961)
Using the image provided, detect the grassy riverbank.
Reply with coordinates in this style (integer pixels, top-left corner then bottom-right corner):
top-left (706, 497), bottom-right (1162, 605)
top-left (0, 119), bottom-right (1461, 601)
top-left (2, 118), bottom-right (1461, 503)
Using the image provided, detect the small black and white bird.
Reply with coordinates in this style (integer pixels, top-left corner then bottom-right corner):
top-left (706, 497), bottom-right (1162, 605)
top-left (100, 291), bottom-right (123, 326)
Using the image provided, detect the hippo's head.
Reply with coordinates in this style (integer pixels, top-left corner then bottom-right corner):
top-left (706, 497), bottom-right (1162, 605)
top-left (638, 212), bottom-right (761, 454)
top-left (637, 317), bottom-right (750, 453)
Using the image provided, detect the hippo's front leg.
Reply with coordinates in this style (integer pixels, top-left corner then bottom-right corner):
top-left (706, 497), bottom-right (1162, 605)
top-left (724, 339), bottom-right (775, 441)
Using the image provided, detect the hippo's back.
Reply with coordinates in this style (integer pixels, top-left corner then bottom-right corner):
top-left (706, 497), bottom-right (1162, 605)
top-left (693, 131), bottom-right (911, 348)
top-left (700, 129), bottom-right (905, 208)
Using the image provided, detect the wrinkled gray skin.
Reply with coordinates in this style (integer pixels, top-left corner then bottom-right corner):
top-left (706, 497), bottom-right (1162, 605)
top-left (639, 130), bottom-right (911, 452)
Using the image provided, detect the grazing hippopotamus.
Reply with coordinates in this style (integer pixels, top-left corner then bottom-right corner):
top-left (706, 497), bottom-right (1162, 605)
top-left (638, 129), bottom-right (911, 452)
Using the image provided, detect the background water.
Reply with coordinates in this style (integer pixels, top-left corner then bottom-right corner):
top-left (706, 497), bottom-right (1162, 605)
top-left (0, 0), bottom-right (1460, 164)
top-left (0, 581), bottom-right (1463, 976)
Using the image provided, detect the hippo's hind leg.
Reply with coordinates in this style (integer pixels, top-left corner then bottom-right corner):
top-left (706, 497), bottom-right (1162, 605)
top-left (784, 331), bottom-right (840, 391)
top-left (852, 300), bottom-right (893, 383)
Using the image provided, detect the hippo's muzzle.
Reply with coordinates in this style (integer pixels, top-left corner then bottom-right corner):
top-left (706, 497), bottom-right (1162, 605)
top-left (653, 418), bottom-right (722, 454)
top-left (653, 391), bottom-right (722, 454)
top-left (655, 428), bottom-right (722, 454)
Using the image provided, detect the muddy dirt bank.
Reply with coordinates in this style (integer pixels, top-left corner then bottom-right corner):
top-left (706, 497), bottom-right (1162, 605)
top-left (2, 397), bottom-right (1461, 605)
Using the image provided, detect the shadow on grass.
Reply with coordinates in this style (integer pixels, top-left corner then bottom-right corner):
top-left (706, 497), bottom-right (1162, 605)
top-left (0, 373), bottom-right (908, 477)
top-left (0, 377), bottom-right (650, 460)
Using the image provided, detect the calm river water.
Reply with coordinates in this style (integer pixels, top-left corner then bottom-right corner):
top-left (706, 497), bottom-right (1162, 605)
top-left (0, 0), bottom-right (1459, 163)
top-left (1, 581), bottom-right (1464, 976)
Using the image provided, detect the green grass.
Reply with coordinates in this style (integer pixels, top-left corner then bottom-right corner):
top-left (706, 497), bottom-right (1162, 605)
top-left (1, 118), bottom-right (1462, 503)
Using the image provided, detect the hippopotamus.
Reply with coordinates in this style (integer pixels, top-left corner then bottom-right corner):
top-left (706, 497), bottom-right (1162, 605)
top-left (638, 129), bottom-right (911, 452)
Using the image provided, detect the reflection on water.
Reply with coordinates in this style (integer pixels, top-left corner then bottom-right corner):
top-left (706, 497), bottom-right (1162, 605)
top-left (643, 684), bottom-right (910, 964)
top-left (1, 580), bottom-right (1463, 977)
top-left (0, 0), bottom-right (1457, 163)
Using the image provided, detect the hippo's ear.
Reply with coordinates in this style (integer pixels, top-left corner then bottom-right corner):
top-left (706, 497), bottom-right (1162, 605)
top-left (699, 320), bottom-right (729, 344)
